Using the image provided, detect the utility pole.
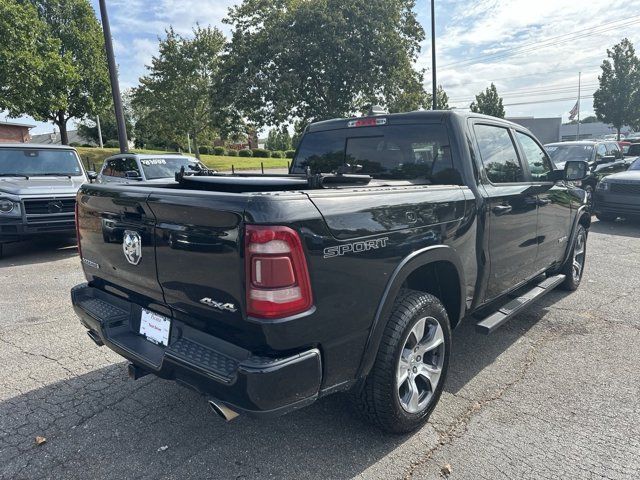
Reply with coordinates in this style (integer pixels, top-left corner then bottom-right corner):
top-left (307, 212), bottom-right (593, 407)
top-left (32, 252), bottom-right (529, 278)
top-left (98, 0), bottom-right (128, 153)
top-left (96, 115), bottom-right (104, 148)
top-left (431, 0), bottom-right (437, 110)
top-left (187, 133), bottom-right (192, 154)
top-left (576, 71), bottom-right (581, 141)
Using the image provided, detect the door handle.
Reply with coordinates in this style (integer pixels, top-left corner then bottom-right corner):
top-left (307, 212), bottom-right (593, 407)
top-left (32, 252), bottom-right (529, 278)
top-left (492, 205), bottom-right (513, 216)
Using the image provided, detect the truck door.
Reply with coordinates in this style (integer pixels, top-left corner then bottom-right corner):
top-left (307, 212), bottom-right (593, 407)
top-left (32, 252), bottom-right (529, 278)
top-left (473, 123), bottom-right (540, 302)
top-left (514, 131), bottom-right (572, 271)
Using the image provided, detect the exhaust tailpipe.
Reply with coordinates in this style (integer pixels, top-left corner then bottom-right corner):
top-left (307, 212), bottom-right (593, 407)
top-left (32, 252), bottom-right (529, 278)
top-left (87, 330), bottom-right (104, 346)
top-left (208, 399), bottom-right (239, 422)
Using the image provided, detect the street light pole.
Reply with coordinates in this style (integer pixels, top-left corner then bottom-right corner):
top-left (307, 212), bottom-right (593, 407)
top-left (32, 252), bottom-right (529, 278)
top-left (431, 0), bottom-right (437, 110)
top-left (98, 0), bottom-right (128, 153)
top-left (96, 115), bottom-right (104, 148)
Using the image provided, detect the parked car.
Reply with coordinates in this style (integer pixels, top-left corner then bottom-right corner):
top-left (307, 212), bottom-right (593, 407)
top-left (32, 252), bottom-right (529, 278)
top-left (624, 143), bottom-right (640, 157)
top-left (544, 140), bottom-right (629, 206)
top-left (71, 111), bottom-right (590, 433)
top-left (97, 153), bottom-right (206, 183)
top-left (594, 157), bottom-right (640, 221)
top-left (0, 143), bottom-right (95, 253)
top-left (619, 141), bottom-right (631, 155)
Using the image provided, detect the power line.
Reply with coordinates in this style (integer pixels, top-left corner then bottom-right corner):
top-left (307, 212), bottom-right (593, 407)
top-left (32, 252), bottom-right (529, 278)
top-left (440, 16), bottom-right (640, 69)
top-left (453, 95), bottom-right (595, 109)
top-left (449, 84), bottom-right (599, 104)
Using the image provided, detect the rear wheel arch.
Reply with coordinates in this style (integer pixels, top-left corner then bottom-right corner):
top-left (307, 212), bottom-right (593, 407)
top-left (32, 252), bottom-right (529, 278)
top-left (356, 246), bottom-right (466, 379)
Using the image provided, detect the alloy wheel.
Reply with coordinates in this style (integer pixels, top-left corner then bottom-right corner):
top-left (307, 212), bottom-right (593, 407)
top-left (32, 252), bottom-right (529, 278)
top-left (572, 230), bottom-right (586, 283)
top-left (396, 316), bottom-right (446, 414)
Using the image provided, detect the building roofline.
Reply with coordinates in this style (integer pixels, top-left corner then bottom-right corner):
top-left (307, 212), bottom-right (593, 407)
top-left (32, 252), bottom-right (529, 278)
top-left (0, 120), bottom-right (36, 129)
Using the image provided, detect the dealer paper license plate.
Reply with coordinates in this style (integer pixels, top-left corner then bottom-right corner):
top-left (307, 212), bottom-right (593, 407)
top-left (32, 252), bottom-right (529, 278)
top-left (139, 309), bottom-right (171, 346)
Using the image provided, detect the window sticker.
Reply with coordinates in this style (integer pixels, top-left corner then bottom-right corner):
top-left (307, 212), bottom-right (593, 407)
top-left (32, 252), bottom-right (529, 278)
top-left (141, 159), bottom-right (167, 166)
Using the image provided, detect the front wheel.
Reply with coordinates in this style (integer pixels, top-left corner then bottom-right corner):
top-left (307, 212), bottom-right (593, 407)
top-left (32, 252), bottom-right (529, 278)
top-left (351, 290), bottom-right (451, 434)
top-left (584, 185), bottom-right (594, 211)
top-left (560, 224), bottom-right (587, 291)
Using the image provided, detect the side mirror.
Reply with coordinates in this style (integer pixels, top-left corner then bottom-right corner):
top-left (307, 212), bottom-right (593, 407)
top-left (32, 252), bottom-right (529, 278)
top-left (125, 170), bottom-right (142, 180)
top-left (564, 160), bottom-right (589, 181)
top-left (86, 171), bottom-right (98, 182)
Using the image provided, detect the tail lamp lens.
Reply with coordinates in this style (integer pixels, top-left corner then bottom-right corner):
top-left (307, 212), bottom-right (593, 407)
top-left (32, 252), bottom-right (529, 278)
top-left (245, 225), bottom-right (313, 319)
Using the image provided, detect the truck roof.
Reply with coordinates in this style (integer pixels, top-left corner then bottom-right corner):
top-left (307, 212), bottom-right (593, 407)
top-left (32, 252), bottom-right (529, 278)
top-left (307, 110), bottom-right (525, 133)
top-left (0, 143), bottom-right (78, 150)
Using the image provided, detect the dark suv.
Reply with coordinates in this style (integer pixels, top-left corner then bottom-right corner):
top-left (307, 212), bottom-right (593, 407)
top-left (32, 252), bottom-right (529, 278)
top-left (545, 140), bottom-right (629, 206)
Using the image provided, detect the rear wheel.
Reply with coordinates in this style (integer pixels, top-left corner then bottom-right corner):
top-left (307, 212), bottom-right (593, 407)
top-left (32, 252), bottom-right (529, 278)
top-left (560, 224), bottom-right (587, 291)
top-left (352, 290), bottom-right (451, 434)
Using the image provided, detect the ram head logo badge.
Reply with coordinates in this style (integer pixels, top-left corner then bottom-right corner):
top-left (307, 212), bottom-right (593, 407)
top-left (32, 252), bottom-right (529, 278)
top-left (122, 230), bottom-right (142, 265)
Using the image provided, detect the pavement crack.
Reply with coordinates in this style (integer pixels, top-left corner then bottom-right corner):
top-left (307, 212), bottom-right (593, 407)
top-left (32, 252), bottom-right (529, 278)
top-left (403, 332), bottom-right (551, 480)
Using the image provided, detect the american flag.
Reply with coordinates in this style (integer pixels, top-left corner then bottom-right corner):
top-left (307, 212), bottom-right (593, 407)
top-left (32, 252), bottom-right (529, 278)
top-left (569, 100), bottom-right (579, 120)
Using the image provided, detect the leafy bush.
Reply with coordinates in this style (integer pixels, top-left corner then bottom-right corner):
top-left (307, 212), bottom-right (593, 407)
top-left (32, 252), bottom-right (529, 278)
top-left (226, 149), bottom-right (238, 157)
top-left (69, 142), bottom-right (81, 147)
top-left (285, 150), bottom-right (296, 158)
top-left (252, 148), bottom-right (270, 158)
top-left (213, 146), bottom-right (226, 155)
top-left (104, 140), bottom-right (119, 148)
top-left (198, 146), bottom-right (209, 154)
top-left (270, 150), bottom-right (284, 158)
top-left (238, 149), bottom-right (253, 157)
top-left (82, 143), bottom-right (94, 148)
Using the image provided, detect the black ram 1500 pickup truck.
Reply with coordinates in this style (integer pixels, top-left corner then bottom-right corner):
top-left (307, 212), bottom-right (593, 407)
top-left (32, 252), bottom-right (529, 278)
top-left (71, 111), bottom-right (591, 433)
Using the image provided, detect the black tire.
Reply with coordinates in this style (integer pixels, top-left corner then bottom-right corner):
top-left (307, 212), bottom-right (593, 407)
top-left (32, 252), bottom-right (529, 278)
top-left (559, 224), bottom-right (587, 291)
top-left (351, 289), bottom-right (451, 434)
top-left (595, 212), bottom-right (617, 222)
top-left (584, 185), bottom-right (594, 212)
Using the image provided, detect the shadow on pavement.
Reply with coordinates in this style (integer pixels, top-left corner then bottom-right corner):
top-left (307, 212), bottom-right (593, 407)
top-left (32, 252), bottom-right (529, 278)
top-left (0, 289), bottom-right (570, 479)
top-left (0, 236), bottom-right (78, 267)
top-left (589, 217), bottom-right (640, 238)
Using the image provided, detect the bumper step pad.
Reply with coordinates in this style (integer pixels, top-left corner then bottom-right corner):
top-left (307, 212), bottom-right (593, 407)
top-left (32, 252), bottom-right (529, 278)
top-left (166, 337), bottom-right (239, 383)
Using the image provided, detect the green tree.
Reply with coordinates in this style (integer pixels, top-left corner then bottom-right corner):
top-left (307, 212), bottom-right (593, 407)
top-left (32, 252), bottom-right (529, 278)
top-left (266, 127), bottom-right (292, 151)
top-left (470, 83), bottom-right (505, 118)
top-left (430, 85), bottom-right (450, 110)
top-left (133, 26), bottom-right (226, 159)
top-left (79, 90), bottom-right (134, 145)
top-left (593, 38), bottom-right (640, 140)
top-left (78, 108), bottom-right (134, 145)
top-left (0, 0), bottom-right (66, 116)
top-left (15, 0), bottom-right (110, 144)
top-left (223, 0), bottom-right (426, 126)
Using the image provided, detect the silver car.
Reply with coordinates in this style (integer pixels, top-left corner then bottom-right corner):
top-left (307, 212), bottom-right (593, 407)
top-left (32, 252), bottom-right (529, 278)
top-left (0, 143), bottom-right (93, 247)
top-left (97, 154), bottom-right (206, 184)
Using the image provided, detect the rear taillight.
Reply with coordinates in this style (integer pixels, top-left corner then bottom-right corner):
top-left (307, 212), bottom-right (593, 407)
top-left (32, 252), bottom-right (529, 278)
top-left (245, 225), bottom-right (313, 319)
top-left (75, 200), bottom-right (82, 258)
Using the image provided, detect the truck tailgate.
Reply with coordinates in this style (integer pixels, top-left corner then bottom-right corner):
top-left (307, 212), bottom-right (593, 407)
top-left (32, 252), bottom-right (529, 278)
top-left (146, 191), bottom-right (249, 337)
top-left (77, 187), bottom-right (163, 305)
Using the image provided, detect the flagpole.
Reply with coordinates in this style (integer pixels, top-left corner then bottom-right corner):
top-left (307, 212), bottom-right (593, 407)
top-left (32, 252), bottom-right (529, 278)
top-left (576, 71), bottom-right (581, 140)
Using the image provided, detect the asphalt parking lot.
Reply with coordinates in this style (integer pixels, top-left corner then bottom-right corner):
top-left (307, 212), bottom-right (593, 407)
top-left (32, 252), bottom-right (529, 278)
top-left (1, 219), bottom-right (639, 480)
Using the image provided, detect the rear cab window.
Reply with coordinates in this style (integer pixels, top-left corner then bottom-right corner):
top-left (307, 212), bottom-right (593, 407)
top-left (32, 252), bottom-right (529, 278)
top-left (291, 123), bottom-right (462, 184)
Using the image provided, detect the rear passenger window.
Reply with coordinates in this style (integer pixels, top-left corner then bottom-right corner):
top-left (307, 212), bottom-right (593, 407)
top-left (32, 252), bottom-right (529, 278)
top-left (515, 132), bottom-right (552, 180)
top-left (474, 124), bottom-right (524, 183)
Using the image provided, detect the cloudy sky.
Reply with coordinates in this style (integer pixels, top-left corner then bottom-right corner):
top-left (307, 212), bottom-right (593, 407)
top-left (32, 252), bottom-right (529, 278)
top-left (8, 0), bottom-right (640, 134)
